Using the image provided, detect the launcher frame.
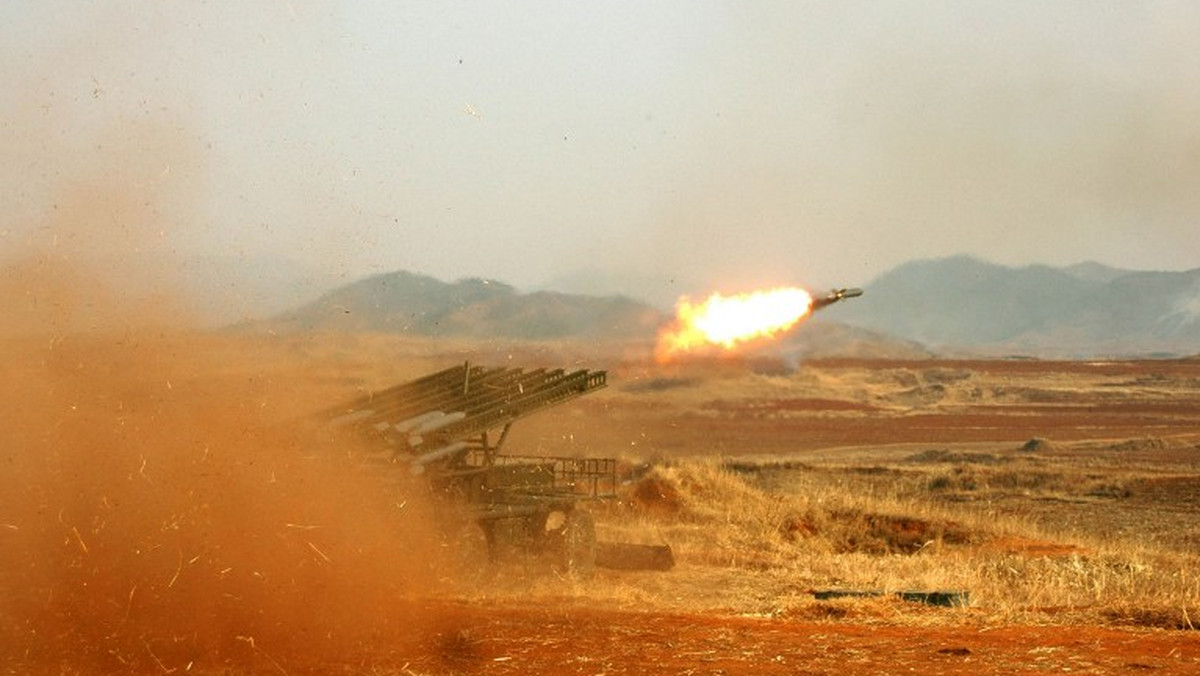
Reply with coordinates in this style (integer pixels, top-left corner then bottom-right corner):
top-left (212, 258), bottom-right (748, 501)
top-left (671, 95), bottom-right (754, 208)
top-left (328, 362), bottom-right (615, 567)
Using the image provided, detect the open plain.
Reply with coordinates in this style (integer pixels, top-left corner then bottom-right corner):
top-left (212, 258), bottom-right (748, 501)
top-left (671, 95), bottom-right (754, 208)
top-left (3, 332), bottom-right (1199, 674)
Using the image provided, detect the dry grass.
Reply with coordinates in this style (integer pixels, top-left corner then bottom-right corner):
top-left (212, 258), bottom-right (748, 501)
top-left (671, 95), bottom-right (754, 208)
top-left (459, 456), bottom-right (1200, 630)
top-left (302, 336), bottom-right (1200, 631)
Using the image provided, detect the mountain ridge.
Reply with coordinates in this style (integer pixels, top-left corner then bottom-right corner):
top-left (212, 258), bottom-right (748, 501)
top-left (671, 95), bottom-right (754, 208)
top-left (836, 255), bottom-right (1200, 356)
top-left (261, 269), bottom-right (664, 340)
top-left (248, 256), bottom-right (1200, 358)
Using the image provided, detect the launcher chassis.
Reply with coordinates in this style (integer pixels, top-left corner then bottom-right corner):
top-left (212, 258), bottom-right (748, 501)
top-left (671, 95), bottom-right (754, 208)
top-left (328, 363), bottom-right (615, 570)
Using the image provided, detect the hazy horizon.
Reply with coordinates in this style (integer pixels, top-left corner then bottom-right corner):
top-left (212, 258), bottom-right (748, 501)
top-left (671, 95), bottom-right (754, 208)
top-left (3, 1), bottom-right (1198, 317)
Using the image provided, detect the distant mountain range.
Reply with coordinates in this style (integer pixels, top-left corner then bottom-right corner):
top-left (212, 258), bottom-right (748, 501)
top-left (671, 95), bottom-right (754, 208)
top-left (833, 255), bottom-right (1200, 357)
top-left (251, 256), bottom-right (1200, 358)
top-left (261, 270), bottom-right (663, 340)
top-left (256, 269), bottom-right (922, 358)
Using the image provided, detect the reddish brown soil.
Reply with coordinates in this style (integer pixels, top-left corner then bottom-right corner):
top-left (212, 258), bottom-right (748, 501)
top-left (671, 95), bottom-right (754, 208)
top-left (24, 601), bottom-right (1189, 675)
top-left (979, 536), bottom-right (1087, 558)
top-left (815, 357), bottom-right (1200, 377)
top-left (312, 602), bottom-right (1200, 675)
top-left (11, 591), bottom-right (1199, 674)
top-left (707, 397), bottom-right (882, 412)
top-left (556, 357), bottom-right (1200, 457)
top-left (574, 401), bottom-right (1200, 455)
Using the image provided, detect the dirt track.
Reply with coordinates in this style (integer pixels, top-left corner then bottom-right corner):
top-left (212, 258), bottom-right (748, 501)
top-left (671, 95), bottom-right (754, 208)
top-left (347, 602), bottom-right (1200, 676)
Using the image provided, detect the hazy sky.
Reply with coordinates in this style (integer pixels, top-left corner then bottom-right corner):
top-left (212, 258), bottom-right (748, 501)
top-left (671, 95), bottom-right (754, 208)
top-left (3, 1), bottom-right (1198, 304)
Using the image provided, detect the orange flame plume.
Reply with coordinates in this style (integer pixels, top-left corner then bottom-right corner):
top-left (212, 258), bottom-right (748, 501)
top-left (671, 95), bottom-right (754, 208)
top-left (655, 287), bottom-right (814, 362)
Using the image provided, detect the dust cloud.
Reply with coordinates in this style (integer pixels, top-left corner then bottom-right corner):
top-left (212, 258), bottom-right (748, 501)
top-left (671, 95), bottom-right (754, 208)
top-left (0, 248), bottom-right (449, 671)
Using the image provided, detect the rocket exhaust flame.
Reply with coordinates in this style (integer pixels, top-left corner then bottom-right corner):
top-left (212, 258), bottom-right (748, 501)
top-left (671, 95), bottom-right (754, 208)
top-left (655, 287), bottom-right (815, 362)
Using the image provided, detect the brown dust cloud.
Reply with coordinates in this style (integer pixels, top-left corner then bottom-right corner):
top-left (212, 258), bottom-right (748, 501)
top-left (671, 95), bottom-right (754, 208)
top-left (0, 227), bottom-right (451, 672)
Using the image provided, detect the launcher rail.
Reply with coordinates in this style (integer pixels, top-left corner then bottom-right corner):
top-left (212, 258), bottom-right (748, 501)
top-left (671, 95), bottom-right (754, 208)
top-left (327, 362), bottom-right (611, 499)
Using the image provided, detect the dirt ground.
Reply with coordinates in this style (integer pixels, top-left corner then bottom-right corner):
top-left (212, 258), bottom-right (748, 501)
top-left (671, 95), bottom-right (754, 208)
top-left (527, 356), bottom-right (1200, 458)
top-left (366, 600), bottom-right (1200, 676)
top-left (4, 334), bottom-right (1199, 674)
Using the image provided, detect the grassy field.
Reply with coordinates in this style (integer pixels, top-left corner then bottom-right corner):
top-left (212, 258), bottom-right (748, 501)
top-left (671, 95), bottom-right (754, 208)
top-left (512, 349), bottom-right (1200, 627)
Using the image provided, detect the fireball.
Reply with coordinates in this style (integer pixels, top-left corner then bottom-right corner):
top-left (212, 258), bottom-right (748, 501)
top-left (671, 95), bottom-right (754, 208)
top-left (655, 287), bottom-right (814, 362)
